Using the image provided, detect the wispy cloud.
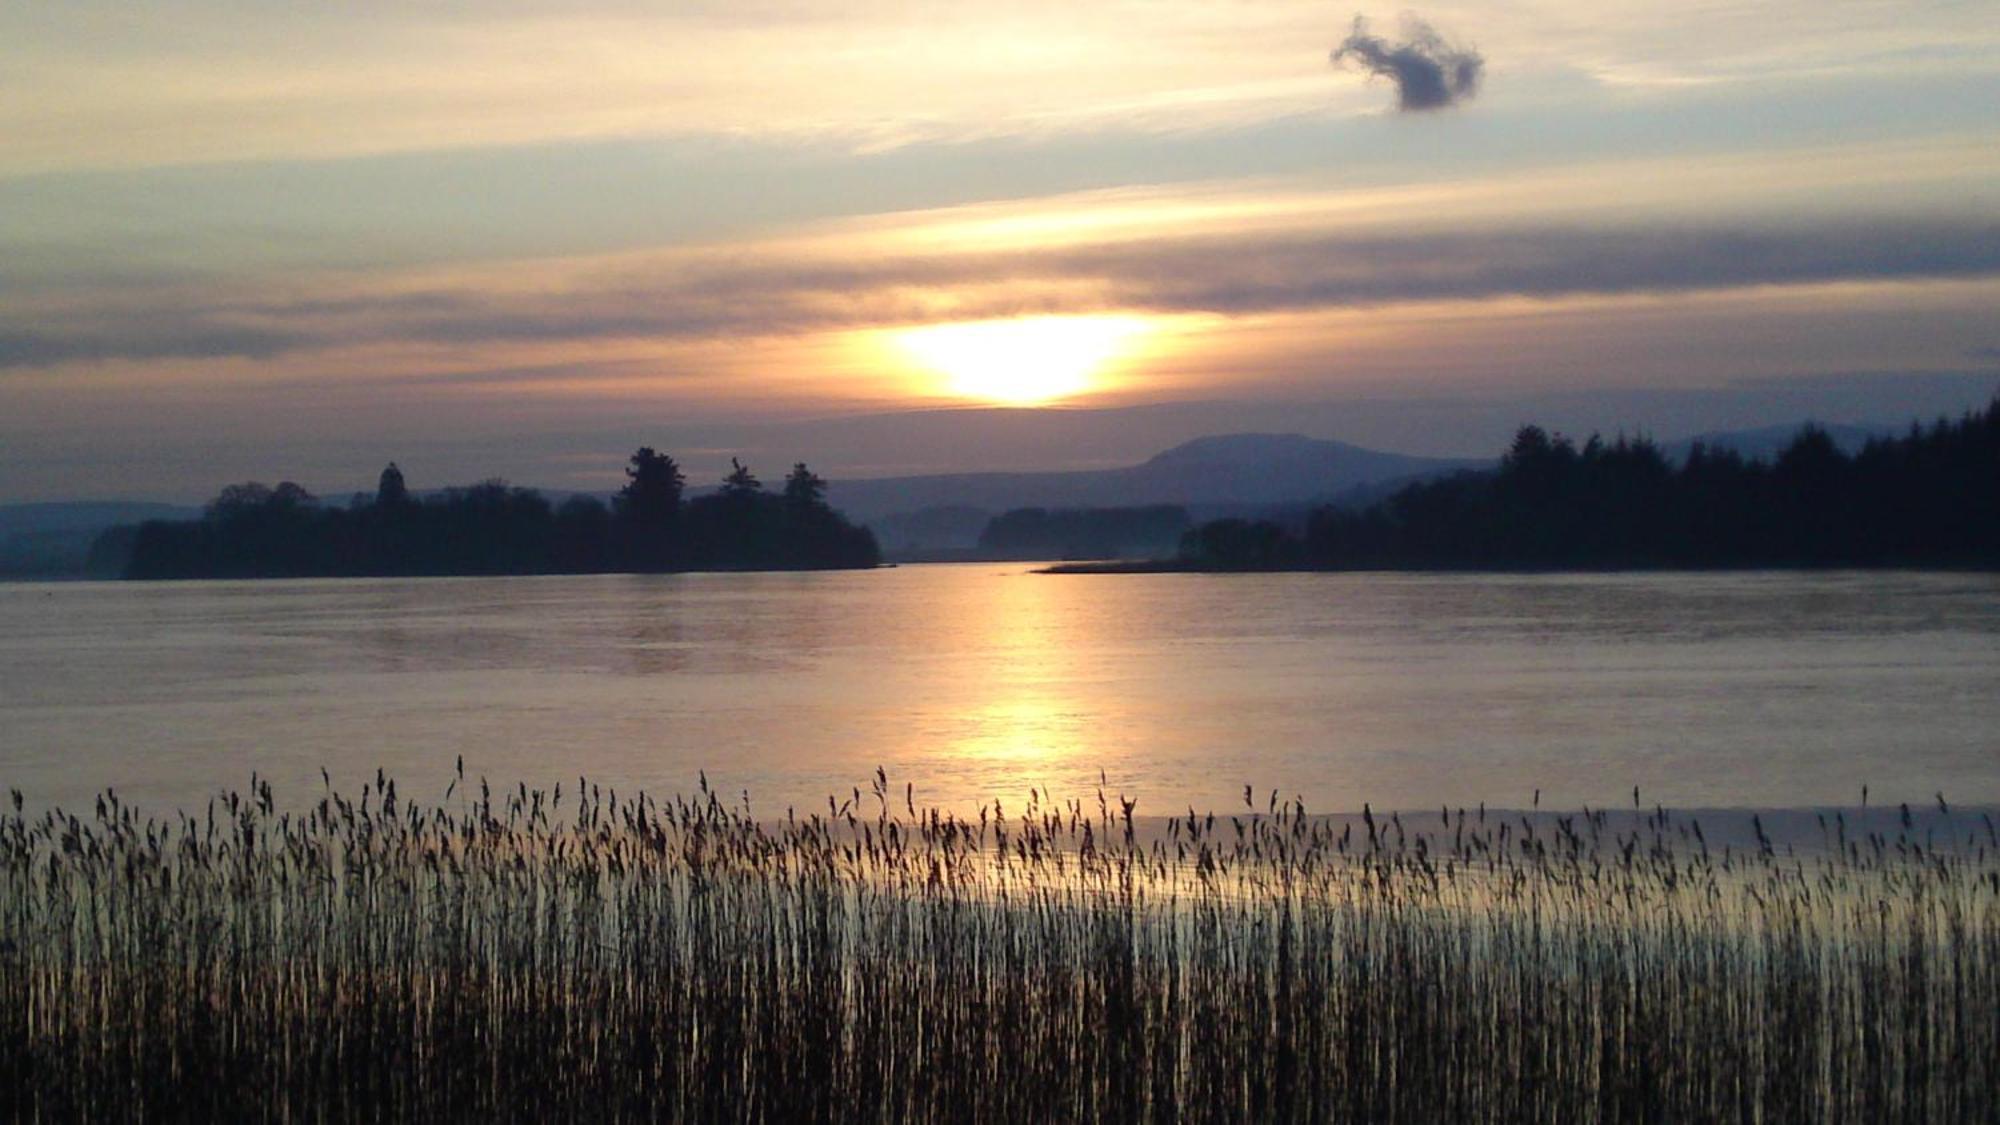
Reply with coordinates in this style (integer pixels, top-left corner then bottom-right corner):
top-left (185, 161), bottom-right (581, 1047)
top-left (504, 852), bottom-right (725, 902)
top-left (1077, 222), bottom-right (2000, 312)
top-left (1331, 16), bottom-right (1483, 112)
top-left (5, 218), bottom-right (1998, 369)
top-left (0, 324), bottom-right (306, 369)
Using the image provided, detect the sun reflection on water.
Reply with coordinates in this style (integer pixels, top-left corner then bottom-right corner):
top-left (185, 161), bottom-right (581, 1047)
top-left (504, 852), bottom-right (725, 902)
top-left (931, 569), bottom-right (1103, 782)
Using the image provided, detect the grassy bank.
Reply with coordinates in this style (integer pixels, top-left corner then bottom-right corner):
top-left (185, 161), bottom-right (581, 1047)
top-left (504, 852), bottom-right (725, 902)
top-left (3, 772), bottom-right (1996, 1121)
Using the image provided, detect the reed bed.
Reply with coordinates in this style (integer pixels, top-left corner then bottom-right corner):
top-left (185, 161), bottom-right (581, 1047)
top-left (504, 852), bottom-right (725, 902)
top-left (2, 768), bottom-right (1996, 1122)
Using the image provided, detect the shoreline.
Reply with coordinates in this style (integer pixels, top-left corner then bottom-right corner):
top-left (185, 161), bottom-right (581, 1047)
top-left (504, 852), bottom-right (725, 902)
top-left (1040, 558), bottom-right (2000, 575)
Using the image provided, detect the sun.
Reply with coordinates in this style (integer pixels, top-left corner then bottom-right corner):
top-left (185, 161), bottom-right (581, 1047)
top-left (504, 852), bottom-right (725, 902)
top-left (893, 314), bottom-right (1150, 406)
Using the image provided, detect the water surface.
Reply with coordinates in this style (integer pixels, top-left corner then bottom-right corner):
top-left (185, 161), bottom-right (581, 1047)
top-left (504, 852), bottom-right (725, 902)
top-left (2, 567), bottom-right (1996, 814)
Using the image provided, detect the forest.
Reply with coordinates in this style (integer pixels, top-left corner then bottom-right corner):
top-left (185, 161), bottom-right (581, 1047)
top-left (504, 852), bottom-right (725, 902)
top-left (121, 449), bottom-right (880, 578)
top-left (1179, 397), bottom-right (2000, 570)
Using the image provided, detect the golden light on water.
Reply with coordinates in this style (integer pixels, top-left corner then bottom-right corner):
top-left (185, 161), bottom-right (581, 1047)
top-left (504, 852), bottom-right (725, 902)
top-left (892, 314), bottom-right (1152, 406)
top-left (949, 700), bottom-right (1077, 766)
top-left (935, 570), bottom-right (1097, 778)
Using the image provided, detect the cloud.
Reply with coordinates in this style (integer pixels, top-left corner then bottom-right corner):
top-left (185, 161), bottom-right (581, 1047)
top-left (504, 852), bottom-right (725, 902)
top-left (1068, 222), bottom-right (2000, 313)
top-left (1968, 346), bottom-right (2000, 363)
top-left (4, 219), bottom-right (1998, 370)
top-left (1331, 15), bottom-right (1483, 111)
top-left (0, 323), bottom-right (306, 370)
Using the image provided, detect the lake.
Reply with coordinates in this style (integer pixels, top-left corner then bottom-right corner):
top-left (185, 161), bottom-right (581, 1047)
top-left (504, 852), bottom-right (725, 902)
top-left (2, 567), bottom-right (1997, 815)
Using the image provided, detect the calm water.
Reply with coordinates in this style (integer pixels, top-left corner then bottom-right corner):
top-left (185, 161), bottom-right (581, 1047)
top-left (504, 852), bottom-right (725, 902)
top-left (2, 567), bottom-right (1997, 815)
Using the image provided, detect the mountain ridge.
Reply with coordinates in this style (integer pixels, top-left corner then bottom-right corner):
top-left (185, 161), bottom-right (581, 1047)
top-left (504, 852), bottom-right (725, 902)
top-left (827, 432), bottom-right (1481, 524)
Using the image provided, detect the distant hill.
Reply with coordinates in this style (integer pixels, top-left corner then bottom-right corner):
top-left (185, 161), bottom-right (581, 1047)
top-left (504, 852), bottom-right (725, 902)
top-left (835, 433), bottom-right (1482, 529)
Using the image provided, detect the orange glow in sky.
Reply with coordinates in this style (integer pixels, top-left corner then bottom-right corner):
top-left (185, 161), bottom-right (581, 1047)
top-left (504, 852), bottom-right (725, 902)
top-left (890, 314), bottom-right (1154, 405)
top-left (5, 3), bottom-right (1999, 499)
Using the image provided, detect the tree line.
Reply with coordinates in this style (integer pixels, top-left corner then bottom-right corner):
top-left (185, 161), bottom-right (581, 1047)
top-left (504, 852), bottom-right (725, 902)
top-left (121, 449), bottom-right (880, 579)
top-left (1180, 397), bottom-right (2000, 570)
top-left (978, 505), bottom-right (1190, 559)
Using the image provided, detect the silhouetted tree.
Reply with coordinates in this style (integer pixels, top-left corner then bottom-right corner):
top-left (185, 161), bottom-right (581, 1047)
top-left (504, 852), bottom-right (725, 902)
top-left (207, 482), bottom-right (275, 521)
top-left (124, 446), bottom-right (880, 578)
top-left (617, 448), bottom-right (685, 517)
top-left (773, 461), bottom-right (880, 569)
top-left (723, 459), bottom-right (761, 497)
top-left (783, 463), bottom-right (826, 510)
top-left (685, 459), bottom-right (771, 567)
top-left (614, 447), bottom-right (685, 571)
top-left (376, 463), bottom-right (409, 507)
top-left (271, 482), bottom-right (314, 508)
top-left (1769, 425), bottom-right (1849, 563)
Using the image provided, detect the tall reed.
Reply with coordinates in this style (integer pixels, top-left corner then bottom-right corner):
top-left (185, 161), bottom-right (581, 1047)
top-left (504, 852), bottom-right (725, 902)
top-left (2, 769), bottom-right (1995, 1121)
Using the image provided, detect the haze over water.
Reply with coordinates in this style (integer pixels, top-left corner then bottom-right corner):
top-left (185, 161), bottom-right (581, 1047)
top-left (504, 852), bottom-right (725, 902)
top-left (2, 567), bottom-right (1995, 815)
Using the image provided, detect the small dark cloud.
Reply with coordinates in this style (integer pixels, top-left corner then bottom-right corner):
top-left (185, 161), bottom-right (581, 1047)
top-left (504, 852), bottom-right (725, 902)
top-left (1332, 15), bottom-right (1483, 112)
top-left (1968, 346), bottom-right (2000, 363)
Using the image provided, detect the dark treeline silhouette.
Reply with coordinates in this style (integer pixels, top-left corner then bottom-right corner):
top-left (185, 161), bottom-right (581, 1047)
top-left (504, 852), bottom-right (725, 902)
top-left (1179, 398), bottom-right (2000, 570)
top-left (122, 452), bottom-right (879, 579)
top-left (979, 505), bottom-right (1190, 559)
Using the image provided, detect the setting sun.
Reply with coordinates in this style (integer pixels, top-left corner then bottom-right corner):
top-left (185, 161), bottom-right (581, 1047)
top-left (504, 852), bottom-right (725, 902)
top-left (893, 314), bottom-right (1151, 405)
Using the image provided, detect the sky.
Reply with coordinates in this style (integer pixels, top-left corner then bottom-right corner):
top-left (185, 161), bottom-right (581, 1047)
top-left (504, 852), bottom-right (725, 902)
top-left (3, 0), bottom-right (1998, 502)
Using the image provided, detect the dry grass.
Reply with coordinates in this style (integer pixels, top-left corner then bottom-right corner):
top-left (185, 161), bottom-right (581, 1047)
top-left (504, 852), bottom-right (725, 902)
top-left (2, 768), bottom-right (1996, 1121)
